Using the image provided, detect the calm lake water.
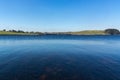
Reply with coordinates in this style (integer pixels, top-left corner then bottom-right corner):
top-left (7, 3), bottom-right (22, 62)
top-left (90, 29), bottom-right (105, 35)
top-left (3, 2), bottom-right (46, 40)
top-left (0, 35), bottom-right (120, 80)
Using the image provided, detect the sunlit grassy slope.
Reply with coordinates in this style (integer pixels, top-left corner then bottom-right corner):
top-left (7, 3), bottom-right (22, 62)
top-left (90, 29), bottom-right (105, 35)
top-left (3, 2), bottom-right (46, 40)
top-left (68, 30), bottom-right (105, 35)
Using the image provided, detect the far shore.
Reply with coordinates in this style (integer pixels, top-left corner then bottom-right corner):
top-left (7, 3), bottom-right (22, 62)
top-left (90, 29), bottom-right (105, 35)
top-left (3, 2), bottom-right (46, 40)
top-left (0, 30), bottom-right (106, 35)
top-left (0, 29), bottom-right (120, 35)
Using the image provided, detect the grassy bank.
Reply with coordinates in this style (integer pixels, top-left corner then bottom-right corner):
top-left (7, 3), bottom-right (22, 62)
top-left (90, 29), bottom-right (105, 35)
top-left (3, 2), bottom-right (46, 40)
top-left (0, 31), bottom-right (34, 35)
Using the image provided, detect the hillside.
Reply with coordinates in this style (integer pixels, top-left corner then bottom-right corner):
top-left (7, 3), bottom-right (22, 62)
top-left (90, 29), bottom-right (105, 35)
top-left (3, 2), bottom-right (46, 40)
top-left (67, 30), bottom-right (105, 35)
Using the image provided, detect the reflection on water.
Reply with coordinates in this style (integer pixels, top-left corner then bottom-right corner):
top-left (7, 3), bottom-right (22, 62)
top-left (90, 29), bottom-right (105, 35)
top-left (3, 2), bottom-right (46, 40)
top-left (0, 35), bottom-right (120, 80)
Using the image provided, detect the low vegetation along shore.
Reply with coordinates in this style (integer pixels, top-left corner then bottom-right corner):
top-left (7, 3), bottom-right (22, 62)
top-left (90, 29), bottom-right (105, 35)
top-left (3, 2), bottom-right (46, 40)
top-left (0, 29), bottom-right (120, 35)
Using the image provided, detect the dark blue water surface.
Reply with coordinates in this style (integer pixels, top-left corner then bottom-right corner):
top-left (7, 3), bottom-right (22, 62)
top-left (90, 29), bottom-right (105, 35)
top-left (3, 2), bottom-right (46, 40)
top-left (0, 35), bottom-right (120, 80)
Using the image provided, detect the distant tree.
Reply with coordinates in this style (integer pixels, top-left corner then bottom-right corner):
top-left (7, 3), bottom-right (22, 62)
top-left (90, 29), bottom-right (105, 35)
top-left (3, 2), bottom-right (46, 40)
top-left (105, 29), bottom-right (120, 35)
top-left (12, 30), bottom-right (17, 32)
top-left (3, 29), bottom-right (6, 32)
top-left (9, 30), bottom-right (17, 32)
top-left (17, 30), bottom-right (24, 33)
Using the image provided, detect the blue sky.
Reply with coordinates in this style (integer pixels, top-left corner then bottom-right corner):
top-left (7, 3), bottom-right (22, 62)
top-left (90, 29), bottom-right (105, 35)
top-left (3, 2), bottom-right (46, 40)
top-left (0, 0), bottom-right (120, 32)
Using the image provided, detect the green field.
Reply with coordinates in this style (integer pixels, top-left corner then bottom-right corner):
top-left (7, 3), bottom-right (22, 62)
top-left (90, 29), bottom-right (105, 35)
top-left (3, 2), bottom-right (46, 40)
top-left (0, 31), bottom-right (33, 35)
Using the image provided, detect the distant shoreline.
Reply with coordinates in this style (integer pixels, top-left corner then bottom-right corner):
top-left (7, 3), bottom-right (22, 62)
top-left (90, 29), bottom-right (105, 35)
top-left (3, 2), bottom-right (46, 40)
top-left (0, 29), bottom-right (120, 35)
top-left (0, 30), bottom-right (106, 35)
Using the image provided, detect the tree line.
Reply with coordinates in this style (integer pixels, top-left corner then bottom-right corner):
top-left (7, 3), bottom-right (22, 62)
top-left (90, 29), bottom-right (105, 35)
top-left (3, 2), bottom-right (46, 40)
top-left (105, 29), bottom-right (120, 35)
top-left (1, 29), bottom-right (43, 34)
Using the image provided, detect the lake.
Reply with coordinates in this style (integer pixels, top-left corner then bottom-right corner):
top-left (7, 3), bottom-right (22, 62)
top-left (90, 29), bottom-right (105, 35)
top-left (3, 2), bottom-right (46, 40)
top-left (0, 35), bottom-right (120, 80)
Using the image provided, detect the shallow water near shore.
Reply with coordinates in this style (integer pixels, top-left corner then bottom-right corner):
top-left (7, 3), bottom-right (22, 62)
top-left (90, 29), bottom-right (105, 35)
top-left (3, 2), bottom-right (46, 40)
top-left (0, 35), bottom-right (120, 80)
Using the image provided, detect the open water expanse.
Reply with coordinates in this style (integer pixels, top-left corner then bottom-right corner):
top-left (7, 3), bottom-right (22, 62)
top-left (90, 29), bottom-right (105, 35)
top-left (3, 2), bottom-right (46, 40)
top-left (0, 35), bottom-right (120, 80)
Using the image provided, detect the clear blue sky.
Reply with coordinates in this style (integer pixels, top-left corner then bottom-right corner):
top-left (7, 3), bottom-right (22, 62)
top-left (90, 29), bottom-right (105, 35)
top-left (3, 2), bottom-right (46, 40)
top-left (0, 0), bottom-right (120, 32)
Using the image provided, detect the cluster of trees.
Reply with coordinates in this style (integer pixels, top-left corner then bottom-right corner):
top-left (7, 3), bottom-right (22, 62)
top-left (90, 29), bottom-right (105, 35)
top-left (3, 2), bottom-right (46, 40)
top-left (1, 29), bottom-right (43, 35)
top-left (105, 29), bottom-right (120, 35)
top-left (2, 29), bottom-right (25, 33)
top-left (9, 30), bottom-right (25, 33)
